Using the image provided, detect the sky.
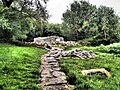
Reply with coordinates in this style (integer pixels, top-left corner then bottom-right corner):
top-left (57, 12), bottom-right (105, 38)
top-left (46, 0), bottom-right (120, 24)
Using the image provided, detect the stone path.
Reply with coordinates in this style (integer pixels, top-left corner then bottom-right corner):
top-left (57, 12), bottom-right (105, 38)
top-left (39, 48), bottom-right (70, 90)
top-left (39, 46), bottom-right (96, 90)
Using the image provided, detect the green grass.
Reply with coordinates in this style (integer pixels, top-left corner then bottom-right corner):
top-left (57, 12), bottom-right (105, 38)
top-left (0, 43), bottom-right (46, 90)
top-left (60, 43), bottom-right (120, 90)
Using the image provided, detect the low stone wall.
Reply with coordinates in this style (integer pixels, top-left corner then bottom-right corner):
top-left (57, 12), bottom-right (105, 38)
top-left (62, 49), bottom-right (96, 59)
top-left (34, 36), bottom-right (64, 44)
top-left (54, 41), bottom-right (79, 46)
top-left (33, 36), bottom-right (79, 47)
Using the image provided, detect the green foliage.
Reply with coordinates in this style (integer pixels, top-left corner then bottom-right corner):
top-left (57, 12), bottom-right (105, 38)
top-left (0, 43), bottom-right (46, 90)
top-left (93, 6), bottom-right (120, 45)
top-left (62, 1), bottom-right (98, 41)
top-left (26, 23), bottom-right (63, 41)
top-left (97, 43), bottom-right (120, 54)
top-left (41, 23), bottom-right (62, 37)
top-left (62, 1), bottom-right (120, 45)
top-left (60, 43), bottom-right (120, 90)
top-left (0, 0), bottom-right (48, 41)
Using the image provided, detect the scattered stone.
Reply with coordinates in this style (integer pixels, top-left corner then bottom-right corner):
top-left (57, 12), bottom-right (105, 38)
top-left (62, 49), bottom-right (96, 59)
top-left (81, 68), bottom-right (111, 77)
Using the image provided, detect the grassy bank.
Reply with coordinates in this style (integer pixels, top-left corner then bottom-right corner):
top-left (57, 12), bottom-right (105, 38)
top-left (60, 43), bottom-right (120, 90)
top-left (0, 43), bottom-right (46, 90)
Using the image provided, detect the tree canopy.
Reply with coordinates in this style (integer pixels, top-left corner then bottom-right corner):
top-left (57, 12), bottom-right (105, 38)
top-left (0, 0), bottom-right (120, 45)
top-left (62, 1), bottom-right (120, 45)
top-left (0, 0), bottom-right (49, 41)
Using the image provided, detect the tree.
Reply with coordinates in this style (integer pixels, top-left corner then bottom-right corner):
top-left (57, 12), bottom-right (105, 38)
top-left (95, 6), bottom-right (120, 44)
top-left (0, 0), bottom-right (49, 41)
top-left (62, 1), bottom-right (97, 41)
top-left (26, 23), bottom-right (63, 41)
top-left (62, 1), bottom-right (120, 45)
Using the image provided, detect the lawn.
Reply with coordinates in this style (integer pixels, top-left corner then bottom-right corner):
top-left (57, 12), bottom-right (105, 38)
top-left (60, 43), bottom-right (120, 90)
top-left (0, 43), bottom-right (46, 90)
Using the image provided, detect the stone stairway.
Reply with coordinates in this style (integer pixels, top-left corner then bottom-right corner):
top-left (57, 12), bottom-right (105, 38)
top-left (39, 48), bottom-right (70, 90)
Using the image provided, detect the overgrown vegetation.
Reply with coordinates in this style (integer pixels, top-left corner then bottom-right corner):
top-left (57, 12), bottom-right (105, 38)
top-left (60, 43), bottom-right (120, 90)
top-left (0, 43), bottom-right (46, 90)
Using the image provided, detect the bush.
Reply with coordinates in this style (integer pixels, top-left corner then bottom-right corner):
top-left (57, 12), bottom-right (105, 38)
top-left (97, 43), bottom-right (120, 54)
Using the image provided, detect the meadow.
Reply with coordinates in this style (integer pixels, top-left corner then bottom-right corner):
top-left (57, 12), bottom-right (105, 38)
top-left (1, 42), bottom-right (120, 90)
top-left (60, 43), bottom-right (120, 90)
top-left (0, 43), bottom-right (46, 90)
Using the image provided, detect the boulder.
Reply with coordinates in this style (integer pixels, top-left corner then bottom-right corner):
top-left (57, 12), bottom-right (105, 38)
top-left (81, 68), bottom-right (111, 77)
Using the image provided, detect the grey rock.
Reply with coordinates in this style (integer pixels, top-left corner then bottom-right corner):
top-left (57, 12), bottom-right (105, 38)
top-left (41, 68), bottom-right (52, 77)
top-left (52, 67), bottom-right (61, 71)
top-left (45, 85), bottom-right (69, 90)
top-left (52, 71), bottom-right (66, 77)
top-left (49, 62), bottom-right (59, 66)
top-left (45, 57), bottom-right (57, 63)
top-left (63, 49), bottom-right (96, 59)
top-left (45, 77), bottom-right (67, 86)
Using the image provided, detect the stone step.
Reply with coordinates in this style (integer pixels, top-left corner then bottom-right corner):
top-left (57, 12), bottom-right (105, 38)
top-left (44, 85), bottom-right (69, 90)
top-left (40, 48), bottom-right (70, 90)
top-left (45, 77), bottom-right (67, 86)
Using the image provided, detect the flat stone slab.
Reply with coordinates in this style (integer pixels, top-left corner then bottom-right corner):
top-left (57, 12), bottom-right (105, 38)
top-left (49, 62), bottom-right (59, 66)
top-left (52, 71), bottom-right (66, 77)
top-left (45, 77), bottom-right (67, 86)
top-left (52, 67), bottom-right (61, 71)
top-left (81, 68), bottom-right (111, 77)
top-left (41, 68), bottom-right (52, 77)
top-left (41, 65), bottom-right (52, 69)
top-left (45, 85), bottom-right (69, 90)
top-left (45, 58), bottom-right (57, 63)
